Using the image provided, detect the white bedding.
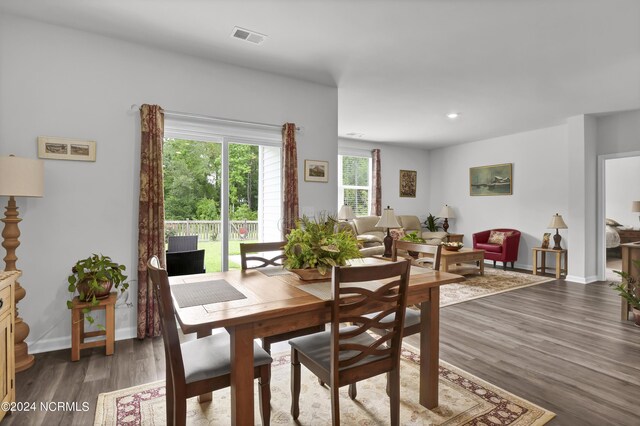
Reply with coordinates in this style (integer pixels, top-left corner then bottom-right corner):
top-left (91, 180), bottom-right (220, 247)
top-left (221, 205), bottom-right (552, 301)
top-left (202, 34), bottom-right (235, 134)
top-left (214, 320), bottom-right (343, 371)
top-left (606, 225), bottom-right (621, 248)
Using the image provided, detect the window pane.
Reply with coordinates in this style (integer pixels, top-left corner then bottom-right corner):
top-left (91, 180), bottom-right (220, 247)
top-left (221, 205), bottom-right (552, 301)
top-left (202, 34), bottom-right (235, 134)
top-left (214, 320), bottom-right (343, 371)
top-left (343, 188), bottom-right (370, 217)
top-left (342, 156), bottom-right (369, 186)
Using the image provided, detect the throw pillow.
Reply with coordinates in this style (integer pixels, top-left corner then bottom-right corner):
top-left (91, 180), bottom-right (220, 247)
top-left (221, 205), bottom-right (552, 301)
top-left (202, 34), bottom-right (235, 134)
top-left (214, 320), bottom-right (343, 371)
top-left (606, 218), bottom-right (622, 227)
top-left (488, 230), bottom-right (510, 245)
top-left (390, 228), bottom-right (406, 241)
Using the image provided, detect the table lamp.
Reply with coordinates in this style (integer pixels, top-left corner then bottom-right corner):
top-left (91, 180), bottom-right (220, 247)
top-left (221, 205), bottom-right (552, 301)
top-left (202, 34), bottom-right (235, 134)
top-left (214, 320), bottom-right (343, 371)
top-left (437, 204), bottom-right (455, 233)
top-left (337, 204), bottom-right (355, 221)
top-left (547, 213), bottom-right (568, 250)
top-left (632, 201), bottom-right (640, 224)
top-left (0, 155), bottom-right (44, 372)
top-left (375, 206), bottom-right (401, 257)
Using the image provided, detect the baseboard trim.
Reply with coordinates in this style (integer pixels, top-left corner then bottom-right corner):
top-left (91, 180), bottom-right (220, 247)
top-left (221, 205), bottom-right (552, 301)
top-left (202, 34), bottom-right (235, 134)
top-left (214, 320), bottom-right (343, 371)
top-left (28, 326), bottom-right (138, 354)
top-left (565, 275), bottom-right (598, 284)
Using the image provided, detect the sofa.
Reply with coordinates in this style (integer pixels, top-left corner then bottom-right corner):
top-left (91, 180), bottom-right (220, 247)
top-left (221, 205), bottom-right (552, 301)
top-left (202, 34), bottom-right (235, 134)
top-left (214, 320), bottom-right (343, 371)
top-left (338, 215), bottom-right (448, 257)
top-left (472, 229), bottom-right (521, 270)
top-left (352, 215), bottom-right (447, 246)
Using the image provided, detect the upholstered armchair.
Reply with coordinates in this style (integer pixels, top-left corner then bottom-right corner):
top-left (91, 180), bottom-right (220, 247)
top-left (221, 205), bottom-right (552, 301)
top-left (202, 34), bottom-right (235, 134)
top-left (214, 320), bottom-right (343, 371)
top-left (472, 229), bottom-right (521, 270)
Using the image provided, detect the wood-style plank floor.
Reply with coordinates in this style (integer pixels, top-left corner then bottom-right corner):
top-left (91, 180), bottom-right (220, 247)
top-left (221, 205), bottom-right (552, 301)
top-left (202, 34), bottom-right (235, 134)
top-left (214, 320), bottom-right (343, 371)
top-left (6, 275), bottom-right (640, 425)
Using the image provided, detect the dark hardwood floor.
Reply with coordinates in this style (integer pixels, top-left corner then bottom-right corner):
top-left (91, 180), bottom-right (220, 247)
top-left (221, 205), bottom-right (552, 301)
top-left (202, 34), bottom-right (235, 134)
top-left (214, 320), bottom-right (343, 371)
top-left (7, 274), bottom-right (640, 425)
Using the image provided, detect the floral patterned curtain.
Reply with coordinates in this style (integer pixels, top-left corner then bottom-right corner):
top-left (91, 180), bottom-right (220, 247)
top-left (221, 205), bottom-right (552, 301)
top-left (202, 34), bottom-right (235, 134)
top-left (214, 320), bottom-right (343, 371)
top-left (372, 148), bottom-right (382, 216)
top-left (282, 123), bottom-right (299, 237)
top-left (137, 104), bottom-right (165, 339)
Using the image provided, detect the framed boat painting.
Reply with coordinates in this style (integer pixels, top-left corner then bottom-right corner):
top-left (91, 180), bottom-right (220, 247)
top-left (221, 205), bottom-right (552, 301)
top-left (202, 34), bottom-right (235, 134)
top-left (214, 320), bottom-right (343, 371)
top-left (469, 163), bottom-right (512, 196)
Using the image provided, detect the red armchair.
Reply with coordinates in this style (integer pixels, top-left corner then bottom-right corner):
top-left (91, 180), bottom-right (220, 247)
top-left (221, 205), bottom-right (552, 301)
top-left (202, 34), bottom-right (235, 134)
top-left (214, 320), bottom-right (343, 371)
top-left (472, 229), bottom-right (521, 270)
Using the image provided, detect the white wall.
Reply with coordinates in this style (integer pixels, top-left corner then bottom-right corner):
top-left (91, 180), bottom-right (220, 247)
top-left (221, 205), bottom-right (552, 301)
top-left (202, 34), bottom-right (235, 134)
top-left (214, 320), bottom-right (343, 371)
top-left (338, 138), bottom-right (430, 219)
top-left (596, 110), bottom-right (640, 156)
top-left (428, 125), bottom-right (570, 270)
top-left (0, 15), bottom-right (338, 352)
top-left (605, 156), bottom-right (640, 227)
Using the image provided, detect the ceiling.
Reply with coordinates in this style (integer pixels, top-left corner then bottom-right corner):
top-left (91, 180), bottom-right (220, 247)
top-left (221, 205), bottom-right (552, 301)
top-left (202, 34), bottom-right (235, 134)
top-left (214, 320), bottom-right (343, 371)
top-left (1, 0), bottom-right (639, 148)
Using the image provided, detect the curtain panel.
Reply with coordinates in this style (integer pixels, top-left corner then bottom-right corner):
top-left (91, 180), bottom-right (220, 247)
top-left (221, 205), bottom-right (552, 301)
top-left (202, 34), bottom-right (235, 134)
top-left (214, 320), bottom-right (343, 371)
top-left (372, 148), bottom-right (382, 216)
top-left (282, 123), bottom-right (299, 237)
top-left (137, 104), bottom-right (165, 339)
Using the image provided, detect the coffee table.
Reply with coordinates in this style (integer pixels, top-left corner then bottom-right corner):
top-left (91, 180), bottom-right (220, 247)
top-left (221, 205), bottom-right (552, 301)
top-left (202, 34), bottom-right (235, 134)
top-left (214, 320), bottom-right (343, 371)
top-left (440, 247), bottom-right (485, 275)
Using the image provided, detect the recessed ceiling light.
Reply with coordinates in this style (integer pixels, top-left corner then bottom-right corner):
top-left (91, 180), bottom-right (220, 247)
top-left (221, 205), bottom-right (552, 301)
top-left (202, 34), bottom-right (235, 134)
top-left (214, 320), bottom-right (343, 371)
top-left (446, 112), bottom-right (461, 119)
top-left (231, 26), bottom-right (267, 45)
top-left (346, 132), bottom-right (365, 138)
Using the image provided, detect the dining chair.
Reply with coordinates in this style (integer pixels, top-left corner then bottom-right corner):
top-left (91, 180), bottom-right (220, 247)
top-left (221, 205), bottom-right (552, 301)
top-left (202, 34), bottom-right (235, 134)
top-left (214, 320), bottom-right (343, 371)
top-left (348, 240), bottom-right (442, 399)
top-left (289, 260), bottom-right (411, 426)
top-left (147, 256), bottom-right (273, 426)
top-left (240, 241), bottom-right (326, 354)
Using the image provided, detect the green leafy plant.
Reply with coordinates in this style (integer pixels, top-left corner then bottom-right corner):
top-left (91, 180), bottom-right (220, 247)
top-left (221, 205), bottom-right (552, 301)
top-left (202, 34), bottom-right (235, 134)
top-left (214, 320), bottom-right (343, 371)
top-left (610, 260), bottom-right (640, 310)
top-left (284, 214), bottom-right (361, 275)
top-left (67, 254), bottom-right (129, 328)
top-left (400, 231), bottom-right (425, 243)
top-left (423, 213), bottom-right (441, 232)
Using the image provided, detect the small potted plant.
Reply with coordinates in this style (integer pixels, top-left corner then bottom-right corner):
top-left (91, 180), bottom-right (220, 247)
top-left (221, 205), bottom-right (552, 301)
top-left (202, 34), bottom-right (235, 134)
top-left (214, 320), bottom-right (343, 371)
top-left (400, 231), bottom-right (426, 258)
top-left (423, 213), bottom-right (441, 232)
top-left (284, 214), bottom-right (361, 280)
top-left (67, 254), bottom-right (129, 327)
top-left (611, 260), bottom-right (640, 327)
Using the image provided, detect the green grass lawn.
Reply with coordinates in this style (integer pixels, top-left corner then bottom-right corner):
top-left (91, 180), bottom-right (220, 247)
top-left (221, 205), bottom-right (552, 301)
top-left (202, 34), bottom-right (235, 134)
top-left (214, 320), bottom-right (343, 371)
top-left (198, 240), bottom-right (257, 272)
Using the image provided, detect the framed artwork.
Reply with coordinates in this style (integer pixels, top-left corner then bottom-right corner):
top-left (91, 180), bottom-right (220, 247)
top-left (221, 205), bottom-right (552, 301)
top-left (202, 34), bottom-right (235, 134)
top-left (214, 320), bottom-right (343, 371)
top-left (304, 159), bottom-right (329, 182)
top-left (469, 163), bottom-right (512, 196)
top-left (541, 232), bottom-right (551, 249)
top-left (399, 169), bottom-right (417, 198)
top-left (37, 136), bottom-right (96, 162)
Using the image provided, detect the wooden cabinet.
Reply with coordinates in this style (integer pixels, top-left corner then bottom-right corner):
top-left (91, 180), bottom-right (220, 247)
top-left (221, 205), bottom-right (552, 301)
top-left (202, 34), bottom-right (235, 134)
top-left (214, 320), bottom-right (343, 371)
top-left (620, 243), bottom-right (640, 321)
top-left (618, 229), bottom-right (640, 245)
top-left (0, 271), bottom-right (17, 422)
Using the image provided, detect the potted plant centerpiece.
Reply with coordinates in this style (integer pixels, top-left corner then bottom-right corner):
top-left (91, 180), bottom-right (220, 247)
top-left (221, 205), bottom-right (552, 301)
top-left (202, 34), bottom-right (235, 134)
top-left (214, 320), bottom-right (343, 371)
top-left (284, 214), bottom-right (361, 280)
top-left (611, 260), bottom-right (640, 326)
top-left (67, 254), bottom-right (129, 327)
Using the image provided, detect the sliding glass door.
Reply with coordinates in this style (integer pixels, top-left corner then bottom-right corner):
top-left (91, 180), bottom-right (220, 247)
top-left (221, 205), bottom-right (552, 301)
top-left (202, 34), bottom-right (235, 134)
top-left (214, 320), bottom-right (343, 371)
top-left (163, 126), bottom-right (281, 272)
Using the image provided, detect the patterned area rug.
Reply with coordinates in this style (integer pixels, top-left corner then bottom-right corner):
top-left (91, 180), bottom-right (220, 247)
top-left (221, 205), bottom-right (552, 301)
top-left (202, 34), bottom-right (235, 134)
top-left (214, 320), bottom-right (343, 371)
top-left (440, 268), bottom-right (555, 307)
top-left (95, 347), bottom-right (555, 425)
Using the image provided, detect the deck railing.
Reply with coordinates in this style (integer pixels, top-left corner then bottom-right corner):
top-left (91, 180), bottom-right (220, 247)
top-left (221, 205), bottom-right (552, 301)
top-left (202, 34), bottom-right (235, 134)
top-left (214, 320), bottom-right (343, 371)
top-left (165, 220), bottom-right (259, 242)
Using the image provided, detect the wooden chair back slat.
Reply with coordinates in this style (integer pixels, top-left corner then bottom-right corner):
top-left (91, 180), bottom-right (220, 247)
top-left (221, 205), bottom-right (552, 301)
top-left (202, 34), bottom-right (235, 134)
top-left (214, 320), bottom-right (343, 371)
top-left (392, 240), bottom-right (442, 270)
top-left (240, 241), bottom-right (287, 270)
top-left (330, 260), bottom-right (410, 383)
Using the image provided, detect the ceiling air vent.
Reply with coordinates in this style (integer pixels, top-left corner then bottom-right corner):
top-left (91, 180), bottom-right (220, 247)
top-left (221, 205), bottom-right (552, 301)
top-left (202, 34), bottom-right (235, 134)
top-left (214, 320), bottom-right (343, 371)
top-left (231, 27), bottom-right (267, 45)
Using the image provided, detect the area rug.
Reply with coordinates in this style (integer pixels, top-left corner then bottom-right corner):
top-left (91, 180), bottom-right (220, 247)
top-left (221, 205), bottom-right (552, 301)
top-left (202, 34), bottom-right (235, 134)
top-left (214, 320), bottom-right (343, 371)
top-left (439, 268), bottom-right (555, 307)
top-left (94, 348), bottom-right (555, 425)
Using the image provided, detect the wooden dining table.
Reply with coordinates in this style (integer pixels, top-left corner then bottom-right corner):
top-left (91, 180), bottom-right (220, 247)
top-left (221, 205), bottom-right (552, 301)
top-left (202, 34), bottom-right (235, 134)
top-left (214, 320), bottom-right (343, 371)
top-left (169, 258), bottom-right (464, 425)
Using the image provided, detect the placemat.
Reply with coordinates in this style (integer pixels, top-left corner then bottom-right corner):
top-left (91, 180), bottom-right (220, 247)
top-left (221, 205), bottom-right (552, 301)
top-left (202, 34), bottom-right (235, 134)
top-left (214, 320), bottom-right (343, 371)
top-left (297, 280), bottom-right (385, 301)
top-left (257, 266), bottom-right (292, 277)
top-left (172, 280), bottom-right (246, 308)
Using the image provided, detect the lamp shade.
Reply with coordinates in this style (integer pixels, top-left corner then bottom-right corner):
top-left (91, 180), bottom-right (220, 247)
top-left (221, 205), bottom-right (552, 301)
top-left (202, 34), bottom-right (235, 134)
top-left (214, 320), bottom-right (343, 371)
top-left (632, 201), bottom-right (640, 213)
top-left (337, 204), bottom-right (355, 220)
top-left (547, 213), bottom-right (567, 229)
top-left (437, 204), bottom-right (455, 219)
top-left (375, 206), bottom-right (401, 229)
top-left (0, 156), bottom-right (44, 197)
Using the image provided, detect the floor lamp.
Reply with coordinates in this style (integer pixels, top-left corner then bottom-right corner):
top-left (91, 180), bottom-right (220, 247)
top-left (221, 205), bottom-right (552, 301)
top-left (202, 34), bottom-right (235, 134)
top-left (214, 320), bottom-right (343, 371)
top-left (0, 155), bottom-right (44, 372)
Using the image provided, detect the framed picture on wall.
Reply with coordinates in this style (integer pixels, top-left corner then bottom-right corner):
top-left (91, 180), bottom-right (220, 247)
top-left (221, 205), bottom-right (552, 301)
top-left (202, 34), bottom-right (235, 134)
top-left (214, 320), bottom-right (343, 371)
top-left (469, 163), bottom-right (512, 196)
top-left (304, 159), bottom-right (329, 182)
top-left (399, 169), bottom-right (417, 198)
top-left (37, 136), bottom-right (96, 162)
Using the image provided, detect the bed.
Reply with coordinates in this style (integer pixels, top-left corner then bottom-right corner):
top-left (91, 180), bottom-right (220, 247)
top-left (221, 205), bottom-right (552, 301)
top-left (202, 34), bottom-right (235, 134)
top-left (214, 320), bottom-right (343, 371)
top-left (606, 225), bottom-right (621, 248)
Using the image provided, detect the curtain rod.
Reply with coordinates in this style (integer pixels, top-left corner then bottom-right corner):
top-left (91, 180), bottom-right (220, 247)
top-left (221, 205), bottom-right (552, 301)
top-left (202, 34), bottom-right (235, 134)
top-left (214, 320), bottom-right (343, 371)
top-left (129, 104), bottom-right (300, 131)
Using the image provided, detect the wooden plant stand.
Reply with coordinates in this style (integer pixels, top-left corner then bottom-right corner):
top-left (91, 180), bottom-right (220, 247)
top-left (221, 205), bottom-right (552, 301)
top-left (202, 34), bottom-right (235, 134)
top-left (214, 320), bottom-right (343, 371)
top-left (71, 292), bottom-right (116, 361)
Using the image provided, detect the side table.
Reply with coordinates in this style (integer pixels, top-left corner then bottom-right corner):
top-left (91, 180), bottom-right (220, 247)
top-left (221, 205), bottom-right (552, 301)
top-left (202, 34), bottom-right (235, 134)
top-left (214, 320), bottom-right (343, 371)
top-left (532, 247), bottom-right (567, 279)
top-left (71, 292), bottom-right (116, 361)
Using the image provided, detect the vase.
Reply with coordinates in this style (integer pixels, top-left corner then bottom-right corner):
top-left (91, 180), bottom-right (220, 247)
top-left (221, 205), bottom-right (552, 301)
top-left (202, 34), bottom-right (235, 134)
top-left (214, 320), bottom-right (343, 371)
top-left (287, 268), bottom-right (328, 281)
top-left (77, 278), bottom-right (113, 301)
